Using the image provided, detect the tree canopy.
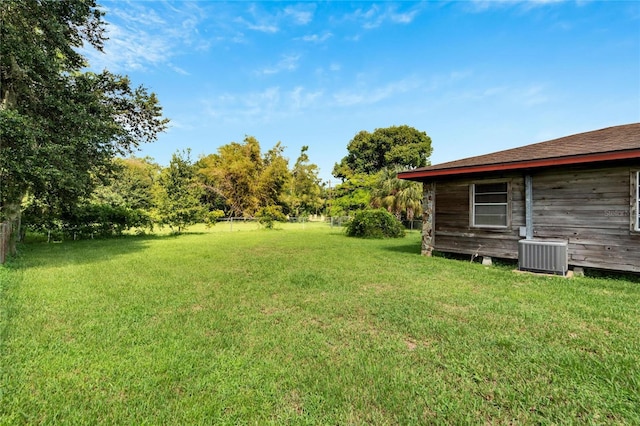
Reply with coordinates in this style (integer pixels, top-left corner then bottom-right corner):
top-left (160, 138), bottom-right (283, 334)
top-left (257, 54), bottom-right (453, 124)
top-left (288, 146), bottom-right (323, 216)
top-left (332, 125), bottom-right (432, 180)
top-left (0, 0), bottom-right (168, 227)
top-left (196, 136), bottom-right (266, 217)
top-left (154, 150), bottom-right (203, 233)
top-left (195, 138), bottom-right (324, 218)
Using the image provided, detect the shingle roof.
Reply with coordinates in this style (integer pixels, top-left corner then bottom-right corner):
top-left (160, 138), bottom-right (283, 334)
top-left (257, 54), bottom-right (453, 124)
top-left (398, 123), bottom-right (640, 180)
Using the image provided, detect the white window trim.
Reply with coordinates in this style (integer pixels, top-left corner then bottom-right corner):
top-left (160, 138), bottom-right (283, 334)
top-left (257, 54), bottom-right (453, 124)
top-left (470, 181), bottom-right (511, 229)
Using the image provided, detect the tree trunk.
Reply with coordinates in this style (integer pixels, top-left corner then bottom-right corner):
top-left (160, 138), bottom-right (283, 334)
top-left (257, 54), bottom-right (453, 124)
top-left (1, 63), bottom-right (21, 262)
top-left (7, 202), bottom-right (21, 255)
top-left (0, 203), bottom-right (22, 263)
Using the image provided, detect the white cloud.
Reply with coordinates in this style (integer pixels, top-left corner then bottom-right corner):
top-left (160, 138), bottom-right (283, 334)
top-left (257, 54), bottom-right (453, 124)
top-left (467, 0), bottom-right (567, 13)
top-left (257, 54), bottom-right (301, 75)
top-left (110, 7), bottom-right (167, 26)
top-left (348, 4), bottom-right (422, 29)
top-left (284, 5), bottom-right (315, 25)
top-left (169, 64), bottom-right (190, 76)
top-left (444, 83), bottom-right (551, 108)
top-left (518, 84), bottom-right (550, 106)
top-left (202, 86), bottom-right (324, 124)
top-left (391, 10), bottom-right (421, 24)
top-left (300, 32), bottom-right (333, 43)
top-left (333, 76), bottom-right (423, 106)
top-left (83, 22), bottom-right (171, 72)
top-left (82, 2), bottom-right (209, 73)
top-left (290, 86), bottom-right (324, 109)
top-left (244, 20), bottom-right (280, 34)
top-left (239, 3), bottom-right (315, 33)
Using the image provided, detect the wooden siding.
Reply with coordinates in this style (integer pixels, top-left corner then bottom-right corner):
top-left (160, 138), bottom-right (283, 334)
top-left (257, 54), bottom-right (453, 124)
top-left (430, 165), bottom-right (640, 273)
top-left (531, 166), bottom-right (639, 272)
top-left (433, 173), bottom-right (524, 259)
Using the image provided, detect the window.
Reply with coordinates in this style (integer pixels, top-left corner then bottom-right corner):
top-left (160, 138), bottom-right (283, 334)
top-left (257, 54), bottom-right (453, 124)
top-left (471, 182), bottom-right (509, 228)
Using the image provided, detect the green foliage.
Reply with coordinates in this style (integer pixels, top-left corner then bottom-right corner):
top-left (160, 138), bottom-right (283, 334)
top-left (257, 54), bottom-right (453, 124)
top-left (256, 205), bottom-right (287, 229)
top-left (196, 136), bottom-right (264, 217)
top-left (62, 204), bottom-right (152, 238)
top-left (328, 173), bottom-right (377, 216)
top-left (204, 209), bottom-right (225, 228)
top-left (107, 157), bottom-right (160, 210)
top-left (0, 0), bottom-right (167, 248)
top-left (154, 150), bottom-right (203, 233)
top-left (287, 146), bottom-right (324, 216)
top-left (333, 125), bottom-right (432, 179)
top-left (23, 201), bottom-right (152, 239)
top-left (257, 142), bottom-right (292, 211)
top-left (345, 209), bottom-right (406, 239)
top-left (371, 167), bottom-right (423, 220)
top-left (195, 138), bottom-right (324, 219)
top-left (330, 126), bottom-right (430, 220)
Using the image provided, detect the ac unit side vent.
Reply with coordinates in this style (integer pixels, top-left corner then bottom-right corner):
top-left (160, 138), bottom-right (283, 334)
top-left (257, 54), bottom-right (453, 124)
top-left (518, 240), bottom-right (568, 276)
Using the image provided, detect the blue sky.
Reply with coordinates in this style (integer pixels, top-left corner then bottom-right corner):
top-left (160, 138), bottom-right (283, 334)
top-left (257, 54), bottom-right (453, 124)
top-left (85, 0), bottom-right (640, 182)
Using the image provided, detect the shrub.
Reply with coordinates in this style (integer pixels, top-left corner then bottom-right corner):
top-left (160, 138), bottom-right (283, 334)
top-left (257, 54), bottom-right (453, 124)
top-left (345, 209), bottom-right (405, 239)
top-left (256, 205), bottom-right (287, 229)
top-left (204, 210), bottom-right (225, 228)
top-left (24, 202), bottom-right (154, 240)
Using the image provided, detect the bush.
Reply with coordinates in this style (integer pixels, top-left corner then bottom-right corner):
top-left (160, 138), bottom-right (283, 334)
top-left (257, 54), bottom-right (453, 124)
top-left (256, 205), bottom-right (287, 229)
top-left (23, 202), bottom-right (153, 240)
top-left (204, 209), bottom-right (225, 228)
top-left (345, 209), bottom-right (405, 239)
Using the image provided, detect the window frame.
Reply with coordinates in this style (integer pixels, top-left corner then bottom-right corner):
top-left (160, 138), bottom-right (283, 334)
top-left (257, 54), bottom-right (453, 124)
top-left (470, 180), bottom-right (511, 229)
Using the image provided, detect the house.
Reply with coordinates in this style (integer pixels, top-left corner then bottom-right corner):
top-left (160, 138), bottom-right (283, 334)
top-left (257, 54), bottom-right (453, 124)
top-left (397, 123), bottom-right (640, 274)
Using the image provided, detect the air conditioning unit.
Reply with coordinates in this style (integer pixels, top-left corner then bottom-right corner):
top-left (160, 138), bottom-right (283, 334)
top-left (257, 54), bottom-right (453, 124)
top-left (518, 240), bottom-right (568, 275)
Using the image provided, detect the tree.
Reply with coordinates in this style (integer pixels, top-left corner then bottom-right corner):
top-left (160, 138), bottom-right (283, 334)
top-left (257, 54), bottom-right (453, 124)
top-left (108, 157), bottom-right (160, 211)
top-left (194, 155), bottom-right (228, 215)
top-left (197, 136), bottom-right (263, 217)
top-left (197, 137), bottom-right (294, 218)
top-left (22, 156), bottom-right (159, 239)
top-left (0, 0), bottom-right (168, 255)
top-left (333, 125), bottom-right (432, 179)
top-left (371, 167), bottom-right (423, 220)
top-left (87, 157), bottom-right (159, 212)
top-left (328, 173), bottom-right (377, 217)
top-left (154, 150), bottom-right (203, 233)
top-left (257, 142), bottom-right (291, 211)
top-left (288, 146), bottom-right (323, 216)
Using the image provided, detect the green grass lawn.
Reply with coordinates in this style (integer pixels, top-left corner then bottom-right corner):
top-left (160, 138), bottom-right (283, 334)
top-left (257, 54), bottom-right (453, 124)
top-left (1, 223), bottom-right (639, 424)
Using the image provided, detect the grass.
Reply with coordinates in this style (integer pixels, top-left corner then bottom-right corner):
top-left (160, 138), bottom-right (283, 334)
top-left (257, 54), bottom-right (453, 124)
top-left (1, 223), bottom-right (639, 424)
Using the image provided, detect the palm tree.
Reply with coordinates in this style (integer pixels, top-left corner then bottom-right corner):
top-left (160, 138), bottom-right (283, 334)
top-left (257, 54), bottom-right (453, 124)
top-left (371, 167), bottom-right (422, 220)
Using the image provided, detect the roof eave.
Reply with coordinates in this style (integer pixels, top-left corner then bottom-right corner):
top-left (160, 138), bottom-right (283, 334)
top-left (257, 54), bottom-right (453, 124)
top-left (398, 149), bottom-right (640, 181)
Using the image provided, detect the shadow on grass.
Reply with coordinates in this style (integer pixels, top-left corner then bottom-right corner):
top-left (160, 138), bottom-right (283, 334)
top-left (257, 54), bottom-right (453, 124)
top-left (12, 232), bottom-right (193, 270)
top-left (383, 243), bottom-right (422, 255)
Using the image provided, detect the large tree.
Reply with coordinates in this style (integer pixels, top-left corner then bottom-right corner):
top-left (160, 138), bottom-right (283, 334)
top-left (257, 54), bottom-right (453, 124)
top-left (288, 146), bottom-right (323, 216)
top-left (0, 0), bottom-right (168, 254)
top-left (371, 166), bottom-right (422, 221)
top-left (154, 150), bottom-right (203, 233)
top-left (197, 136), bottom-right (264, 217)
top-left (333, 125), bottom-right (432, 180)
top-left (107, 157), bottom-right (160, 211)
top-left (257, 142), bottom-right (291, 211)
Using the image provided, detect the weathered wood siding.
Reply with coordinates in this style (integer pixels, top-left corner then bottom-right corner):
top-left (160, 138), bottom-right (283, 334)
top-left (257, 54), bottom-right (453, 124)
top-left (531, 166), bottom-right (639, 273)
top-left (433, 172), bottom-right (525, 259)
top-left (430, 165), bottom-right (640, 272)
